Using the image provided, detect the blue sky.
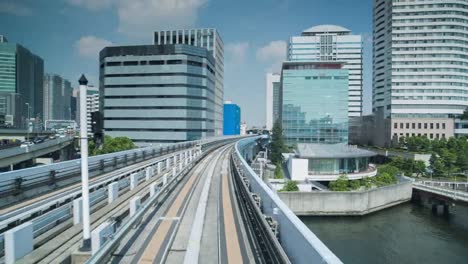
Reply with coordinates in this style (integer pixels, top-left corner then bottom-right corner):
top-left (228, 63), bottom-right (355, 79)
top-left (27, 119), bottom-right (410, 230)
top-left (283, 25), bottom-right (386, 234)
top-left (0, 0), bottom-right (373, 127)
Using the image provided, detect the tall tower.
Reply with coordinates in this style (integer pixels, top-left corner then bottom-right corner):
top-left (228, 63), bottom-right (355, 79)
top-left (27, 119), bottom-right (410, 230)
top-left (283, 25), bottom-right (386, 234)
top-left (373, 0), bottom-right (468, 145)
top-left (288, 25), bottom-right (363, 118)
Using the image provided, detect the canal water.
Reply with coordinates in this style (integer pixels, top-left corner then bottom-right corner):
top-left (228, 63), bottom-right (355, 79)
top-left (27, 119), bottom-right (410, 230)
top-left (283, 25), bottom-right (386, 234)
top-left (301, 202), bottom-right (468, 264)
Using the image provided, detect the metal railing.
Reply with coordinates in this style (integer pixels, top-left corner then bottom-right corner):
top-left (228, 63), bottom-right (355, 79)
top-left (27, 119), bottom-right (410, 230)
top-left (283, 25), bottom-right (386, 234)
top-left (413, 182), bottom-right (468, 202)
top-left (233, 137), bottom-right (342, 264)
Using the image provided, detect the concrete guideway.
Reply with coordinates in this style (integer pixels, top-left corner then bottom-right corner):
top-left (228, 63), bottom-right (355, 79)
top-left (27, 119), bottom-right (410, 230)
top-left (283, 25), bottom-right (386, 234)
top-left (112, 143), bottom-right (253, 264)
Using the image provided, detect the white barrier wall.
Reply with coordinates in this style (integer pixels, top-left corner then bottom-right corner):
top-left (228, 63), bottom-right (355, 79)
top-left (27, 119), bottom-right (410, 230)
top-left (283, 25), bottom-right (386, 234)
top-left (4, 222), bottom-right (33, 264)
top-left (287, 157), bottom-right (309, 181)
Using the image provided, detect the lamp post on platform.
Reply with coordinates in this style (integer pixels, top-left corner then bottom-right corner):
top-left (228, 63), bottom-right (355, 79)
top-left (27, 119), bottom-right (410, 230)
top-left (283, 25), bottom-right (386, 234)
top-left (78, 74), bottom-right (91, 250)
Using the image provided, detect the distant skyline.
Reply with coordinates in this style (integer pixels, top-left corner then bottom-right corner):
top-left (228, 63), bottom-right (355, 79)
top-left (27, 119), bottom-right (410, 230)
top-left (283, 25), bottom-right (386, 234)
top-left (0, 0), bottom-right (373, 127)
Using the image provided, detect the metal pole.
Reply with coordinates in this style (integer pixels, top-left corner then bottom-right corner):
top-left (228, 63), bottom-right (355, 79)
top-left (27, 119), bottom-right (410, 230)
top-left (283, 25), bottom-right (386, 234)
top-left (78, 74), bottom-right (91, 250)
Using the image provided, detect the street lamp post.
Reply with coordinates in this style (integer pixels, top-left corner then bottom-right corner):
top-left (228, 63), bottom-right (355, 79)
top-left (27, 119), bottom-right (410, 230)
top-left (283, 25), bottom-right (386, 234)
top-left (78, 74), bottom-right (91, 250)
top-left (25, 103), bottom-right (30, 141)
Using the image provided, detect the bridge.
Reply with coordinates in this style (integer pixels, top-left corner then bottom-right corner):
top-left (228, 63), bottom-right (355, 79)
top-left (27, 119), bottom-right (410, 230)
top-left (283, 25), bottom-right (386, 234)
top-left (412, 180), bottom-right (468, 215)
top-left (0, 136), bottom-right (341, 264)
top-left (0, 135), bottom-right (75, 170)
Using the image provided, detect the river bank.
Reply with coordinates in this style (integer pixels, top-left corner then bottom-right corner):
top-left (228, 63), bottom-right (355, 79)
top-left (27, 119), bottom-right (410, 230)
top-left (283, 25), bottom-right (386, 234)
top-left (301, 202), bottom-right (468, 264)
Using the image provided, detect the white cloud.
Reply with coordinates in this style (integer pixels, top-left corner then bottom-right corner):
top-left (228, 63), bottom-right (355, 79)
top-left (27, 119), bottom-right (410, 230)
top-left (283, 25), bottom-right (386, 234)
top-left (68, 0), bottom-right (113, 11)
top-left (117, 0), bottom-right (208, 38)
top-left (74, 36), bottom-right (113, 58)
top-left (256, 40), bottom-right (287, 72)
top-left (0, 2), bottom-right (32, 16)
top-left (225, 42), bottom-right (249, 64)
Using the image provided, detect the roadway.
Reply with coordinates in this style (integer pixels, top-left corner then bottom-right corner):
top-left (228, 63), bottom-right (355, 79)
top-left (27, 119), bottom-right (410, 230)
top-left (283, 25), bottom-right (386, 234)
top-left (110, 143), bottom-right (255, 263)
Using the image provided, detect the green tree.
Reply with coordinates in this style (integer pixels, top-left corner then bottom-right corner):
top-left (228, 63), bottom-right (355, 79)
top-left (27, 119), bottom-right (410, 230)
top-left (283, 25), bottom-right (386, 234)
top-left (270, 120), bottom-right (287, 164)
top-left (90, 135), bottom-right (136, 156)
top-left (413, 160), bottom-right (427, 177)
top-left (274, 162), bottom-right (284, 179)
top-left (461, 108), bottom-right (468, 120)
top-left (349, 180), bottom-right (361, 190)
top-left (281, 180), bottom-right (299, 192)
top-left (329, 175), bottom-right (349, 191)
top-left (378, 164), bottom-right (400, 177)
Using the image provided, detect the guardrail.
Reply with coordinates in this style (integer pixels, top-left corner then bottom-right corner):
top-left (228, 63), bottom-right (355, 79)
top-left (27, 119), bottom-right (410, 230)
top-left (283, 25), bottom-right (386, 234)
top-left (0, 136), bottom-right (237, 207)
top-left (413, 182), bottom-right (468, 202)
top-left (233, 137), bottom-right (342, 264)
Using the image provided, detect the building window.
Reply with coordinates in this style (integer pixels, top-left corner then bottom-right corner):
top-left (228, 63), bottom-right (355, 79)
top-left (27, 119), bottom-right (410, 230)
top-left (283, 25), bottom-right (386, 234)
top-left (442, 123), bottom-right (446, 129)
top-left (418, 123), bottom-right (421, 129)
top-left (412, 123), bottom-right (415, 129)
top-left (123, 61), bottom-right (138, 66)
top-left (418, 133), bottom-right (421, 136)
top-left (442, 134), bottom-right (446, 138)
top-left (394, 123), bottom-right (397, 129)
top-left (424, 123), bottom-right (428, 129)
top-left (400, 123), bottom-right (403, 129)
top-left (406, 123), bottom-right (409, 129)
top-left (406, 133), bottom-right (409, 137)
top-left (430, 123), bottom-right (434, 129)
top-left (436, 134), bottom-right (439, 138)
top-left (411, 133), bottom-right (415, 137)
top-left (430, 133), bottom-right (433, 139)
top-left (436, 123), bottom-right (440, 129)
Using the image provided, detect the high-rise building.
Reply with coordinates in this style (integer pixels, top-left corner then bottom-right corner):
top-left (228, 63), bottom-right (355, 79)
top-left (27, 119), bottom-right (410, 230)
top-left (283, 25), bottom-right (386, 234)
top-left (223, 101), bottom-right (240, 135)
top-left (281, 62), bottom-right (349, 145)
top-left (372, 0), bottom-right (468, 146)
top-left (153, 28), bottom-right (224, 136)
top-left (43, 74), bottom-right (72, 121)
top-left (77, 85), bottom-right (99, 135)
top-left (265, 73), bottom-right (281, 130)
top-left (0, 36), bottom-right (44, 128)
top-left (288, 25), bottom-right (363, 118)
top-left (100, 44), bottom-right (216, 146)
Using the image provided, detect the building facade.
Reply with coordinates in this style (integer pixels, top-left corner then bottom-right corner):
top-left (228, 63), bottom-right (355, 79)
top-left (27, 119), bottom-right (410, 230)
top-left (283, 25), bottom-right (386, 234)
top-left (77, 85), bottom-right (99, 135)
top-left (43, 74), bottom-right (72, 121)
top-left (281, 62), bottom-right (349, 146)
top-left (99, 44), bottom-right (216, 146)
top-left (223, 101), bottom-right (240, 135)
top-left (265, 73), bottom-right (281, 130)
top-left (288, 25), bottom-right (363, 117)
top-left (0, 36), bottom-right (44, 128)
top-left (373, 0), bottom-right (468, 146)
top-left (154, 28), bottom-right (224, 136)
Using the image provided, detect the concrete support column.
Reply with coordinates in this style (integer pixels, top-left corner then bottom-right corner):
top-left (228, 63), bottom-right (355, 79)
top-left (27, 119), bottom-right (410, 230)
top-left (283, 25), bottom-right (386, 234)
top-left (73, 198), bottom-right (83, 225)
top-left (163, 173), bottom-right (168, 186)
top-left (4, 222), bottom-right (33, 264)
top-left (130, 173), bottom-right (139, 190)
top-left (145, 167), bottom-right (154, 181)
top-left (91, 221), bottom-right (114, 255)
top-left (129, 196), bottom-right (141, 217)
top-left (166, 157), bottom-right (171, 168)
top-left (157, 162), bottom-right (162, 174)
top-left (108, 182), bottom-right (119, 204)
top-left (172, 167), bottom-right (177, 177)
top-left (179, 162), bottom-right (183, 172)
top-left (150, 182), bottom-right (159, 197)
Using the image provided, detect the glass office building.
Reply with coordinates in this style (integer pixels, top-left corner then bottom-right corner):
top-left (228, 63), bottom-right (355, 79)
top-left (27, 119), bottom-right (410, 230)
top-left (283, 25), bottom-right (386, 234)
top-left (223, 101), bottom-right (240, 135)
top-left (0, 36), bottom-right (44, 128)
top-left (288, 25), bottom-right (363, 118)
top-left (281, 62), bottom-right (349, 145)
top-left (99, 44), bottom-right (216, 146)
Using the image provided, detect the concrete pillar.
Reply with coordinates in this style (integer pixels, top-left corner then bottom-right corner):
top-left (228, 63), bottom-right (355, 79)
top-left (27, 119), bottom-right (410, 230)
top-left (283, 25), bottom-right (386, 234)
top-left (129, 196), bottom-right (141, 217)
top-left (91, 221), bottom-right (114, 255)
top-left (108, 182), bottom-right (119, 204)
top-left (163, 174), bottom-right (168, 186)
top-left (5, 222), bottom-right (33, 264)
top-left (145, 167), bottom-right (154, 181)
top-left (179, 162), bottom-right (183, 172)
top-left (157, 162), bottom-right (162, 174)
top-left (173, 167), bottom-right (177, 177)
top-left (130, 173), bottom-right (139, 190)
top-left (150, 182), bottom-right (160, 197)
top-left (174, 154), bottom-right (178, 163)
top-left (166, 157), bottom-right (171, 168)
top-left (73, 198), bottom-right (83, 225)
